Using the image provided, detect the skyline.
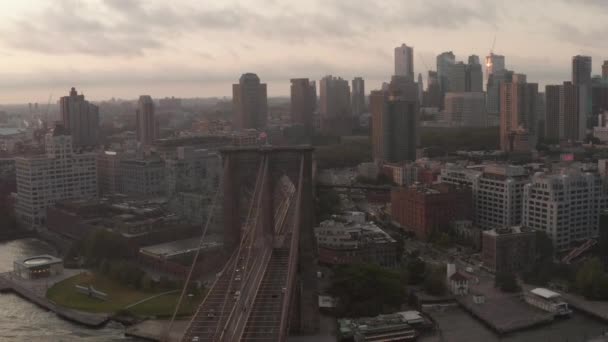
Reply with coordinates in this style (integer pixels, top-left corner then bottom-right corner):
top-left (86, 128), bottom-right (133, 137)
top-left (1, 0), bottom-right (608, 103)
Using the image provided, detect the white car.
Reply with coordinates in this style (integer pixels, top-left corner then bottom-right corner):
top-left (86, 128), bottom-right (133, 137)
top-left (192, 337), bottom-right (200, 342)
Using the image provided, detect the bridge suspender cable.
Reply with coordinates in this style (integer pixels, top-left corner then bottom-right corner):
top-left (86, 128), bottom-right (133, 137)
top-left (164, 157), bottom-right (223, 341)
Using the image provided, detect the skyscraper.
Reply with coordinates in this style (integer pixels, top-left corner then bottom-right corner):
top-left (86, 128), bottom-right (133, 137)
top-left (466, 56), bottom-right (483, 92)
top-left (572, 55), bottom-right (592, 86)
top-left (290, 78), bottom-right (316, 133)
top-left (351, 77), bottom-right (366, 118)
top-left (545, 85), bottom-right (562, 141)
top-left (437, 52), bottom-right (456, 105)
top-left (572, 55), bottom-right (592, 121)
top-left (232, 73), bottom-right (268, 130)
top-left (394, 44), bottom-right (414, 80)
top-left (487, 69), bottom-right (514, 115)
top-left (485, 53), bottom-right (505, 81)
top-left (444, 92), bottom-right (486, 127)
top-left (562, 81), bottom-right (585, 141)
top-left (370, 89), bottom-right (417, 163)
top-left (447, 62), bottom-right (467, 93)
top-left (603, 61), bottom-right (608, 79)
top-left (500, 75), bottom-right (539, 152)
top-left (544, 82), bottom-right (584, 142)
top-left (319, 75), bottom-right (351, 136)
top-left (424, 71), bottom-right (441, 108)
top-left (59, 87), bottom-right (99, 149)
top-left (136, 95), bottom-right (158, 147)
top-left (417, 73), bottom-right (424, 105)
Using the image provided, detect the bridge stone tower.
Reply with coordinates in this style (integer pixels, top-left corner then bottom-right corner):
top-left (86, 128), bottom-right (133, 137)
top-left (220, 146), bottom-right (319, 335)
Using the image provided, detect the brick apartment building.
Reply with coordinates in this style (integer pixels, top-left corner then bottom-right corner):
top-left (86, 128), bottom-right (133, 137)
top-left (482, 226), bottom-right (536, 274)
top-left (391, 183), bottom-right (472, 240)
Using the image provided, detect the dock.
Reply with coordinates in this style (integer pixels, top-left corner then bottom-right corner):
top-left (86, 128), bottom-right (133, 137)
top-left (559, 292), bottom-right (608, 322)
top-left (0, 272), bottom-right (109, 327)
top-left (456, 294), bottom-right (554, 334)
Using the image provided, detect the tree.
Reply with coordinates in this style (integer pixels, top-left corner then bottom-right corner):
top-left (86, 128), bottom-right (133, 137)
top-left (406, 258), bottom-right (426, 285)
top-left (328, 263), bottom-right (405, 317)
top-left (316, 189), bottom-right (341, 221)
top-left (576, 258), bottom-right (608, 299)
top-left (535, 231), bottom-right (554, 263)
top-left (424, 265), bottom-right (446, 296)
top-left (495, 272), bottom-right (520, 292)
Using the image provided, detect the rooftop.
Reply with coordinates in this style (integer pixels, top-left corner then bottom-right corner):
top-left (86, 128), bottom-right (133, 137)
top-left (139, 236), bottom-right (223, 259)
top-left (14, 254), bottom-right (62, 268)
top-left (530, 288), bottom-right (561, 300)
top-left (484, 226), bottom-right (535, 236)
top-left (315, 217), bottom-right (396, 248)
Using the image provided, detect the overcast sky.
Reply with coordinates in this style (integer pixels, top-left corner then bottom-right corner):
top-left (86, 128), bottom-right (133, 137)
top-left (0, 0), bottom-right (606, 104)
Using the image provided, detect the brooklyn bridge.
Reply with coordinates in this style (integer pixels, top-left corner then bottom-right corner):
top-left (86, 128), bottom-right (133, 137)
top-left (175, 146), bottom-right (319, 342)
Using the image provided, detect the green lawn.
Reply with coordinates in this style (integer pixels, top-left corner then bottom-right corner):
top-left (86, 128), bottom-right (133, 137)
top-left (127, 292), bottom-right (204, 318)
top-left (47, 272), bottom-right (176, 314)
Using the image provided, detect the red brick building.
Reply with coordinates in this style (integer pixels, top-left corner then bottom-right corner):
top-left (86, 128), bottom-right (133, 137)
top-left (391, 183), bottom-right (471, 240)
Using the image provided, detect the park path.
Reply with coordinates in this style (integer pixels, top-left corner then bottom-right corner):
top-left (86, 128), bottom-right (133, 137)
top-left (124, 289), bottom-right (179, 309)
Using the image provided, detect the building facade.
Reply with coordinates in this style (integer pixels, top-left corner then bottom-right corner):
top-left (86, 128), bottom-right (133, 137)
top-left (315, 213), bottom-right (399, 267)
top-left (475, 165), bottom-right (529, 230)
top-left (15, 130), bottom-right (97, 228)
top-left (319, 75), bottom-right (351, 136)
top-left (59, 87), bottom-right (99, 149)
top-left (500, 76), bottom-right (539, 152)
top-left (395, 44), bottom-right (414, 80)
top-left (444, 92), bottom-right (486, 127)
top-left (351, 77), bottom-right (366, 118)
top-left (120, 155), bottom-right (165, 196)
top-left (482, 226), bottom-right (536, 274)
top-left (165, 147), bottom-right (221, 225)
top-left (424, 71), bottom-right (442, 108)
top-left (391, 183), bottom-right (472, 240)
top-left (370, 89), bottom-right (417, 163)
top-left (233, 73), bottom-right (268, 130)
top-left (290, 78), bottom-right (316, 134)
top-left (523, 169), bottom-right (607, 251)
top-left (487, 69), bottom-right (513, 115)
top-left (136, 95), bottom-right (158, 147)
top-left (97, 151), bottom-right (122, 195)
top-left (466, 57), bottom-right (483, 92)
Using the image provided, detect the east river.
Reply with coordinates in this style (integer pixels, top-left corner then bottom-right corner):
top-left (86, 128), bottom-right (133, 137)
top-left (0, 238), bottom-right (133, 341)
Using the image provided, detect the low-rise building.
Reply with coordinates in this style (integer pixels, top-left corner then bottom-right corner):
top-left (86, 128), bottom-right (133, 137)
top-left (482, 226), bottom-right (536, 274)
top-left (315, 213), bottom-right (399, 267)
top-left (13, 255), bottom-right (63, 280)
top-left (391, 183), bottom-right (471, 240)
top-left (446, 264), bottom-right (469, 296)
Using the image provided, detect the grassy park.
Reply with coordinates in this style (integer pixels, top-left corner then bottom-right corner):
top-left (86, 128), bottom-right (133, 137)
top-left (46, 272), bottom-right (203, 317)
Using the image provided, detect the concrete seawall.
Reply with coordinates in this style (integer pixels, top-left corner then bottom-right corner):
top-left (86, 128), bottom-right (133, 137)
top-left (0, 274), bottom-right (109, 327)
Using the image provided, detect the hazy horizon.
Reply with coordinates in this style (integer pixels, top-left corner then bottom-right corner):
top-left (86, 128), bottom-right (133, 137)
top-left (1, 0), bottom-right (608, 103)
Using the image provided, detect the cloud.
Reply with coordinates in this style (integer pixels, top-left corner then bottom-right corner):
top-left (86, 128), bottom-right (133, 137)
top-left (0, 0), bottom-right (506, 58)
